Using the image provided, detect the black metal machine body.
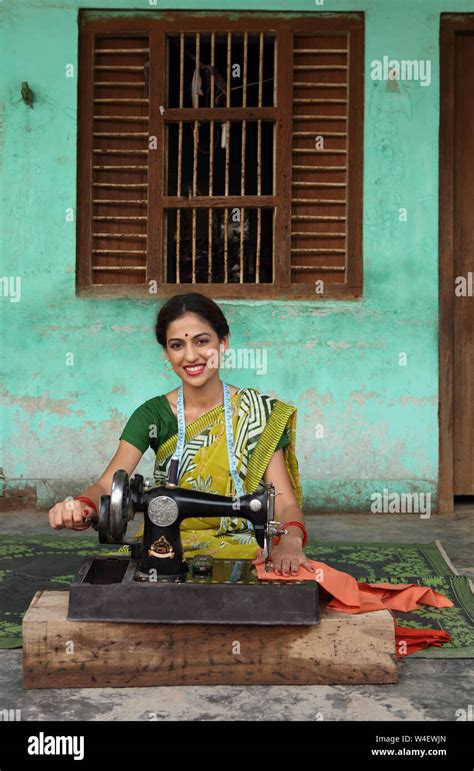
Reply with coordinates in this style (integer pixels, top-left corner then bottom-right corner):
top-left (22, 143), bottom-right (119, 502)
top-left (67, 470), bottom-right (319, 625)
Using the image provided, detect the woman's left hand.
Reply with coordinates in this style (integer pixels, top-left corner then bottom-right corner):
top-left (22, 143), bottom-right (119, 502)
top-left (252, 535), bottom-right (315, 576)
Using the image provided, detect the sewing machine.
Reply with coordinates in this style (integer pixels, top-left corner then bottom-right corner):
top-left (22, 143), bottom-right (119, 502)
top-left (67, 470), bottom-right (319, 625)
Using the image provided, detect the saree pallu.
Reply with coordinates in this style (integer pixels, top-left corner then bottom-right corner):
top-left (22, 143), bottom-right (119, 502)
top-left (132, 387), bottom-right (302, 560)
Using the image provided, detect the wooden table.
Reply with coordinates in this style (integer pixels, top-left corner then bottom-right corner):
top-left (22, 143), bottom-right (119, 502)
top-left (23, 590), bottom-right (398, 688)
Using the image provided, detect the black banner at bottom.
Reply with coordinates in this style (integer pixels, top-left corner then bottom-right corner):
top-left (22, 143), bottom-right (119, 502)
top-left (0, 719), bottom-right (472, 766)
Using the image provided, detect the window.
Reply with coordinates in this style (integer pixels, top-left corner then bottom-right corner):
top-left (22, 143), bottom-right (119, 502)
top-left (77, 12), bottom-right (364, 299)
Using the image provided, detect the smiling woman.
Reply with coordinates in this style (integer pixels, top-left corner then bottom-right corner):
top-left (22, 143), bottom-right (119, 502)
top-left (49, 292), bottom-right (313, 576)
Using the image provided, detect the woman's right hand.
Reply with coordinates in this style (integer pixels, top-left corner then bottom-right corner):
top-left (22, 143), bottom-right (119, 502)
top-left (48, 499), bottom-right (92, 530)
top-left (48, 440), bottom-right (143, 531)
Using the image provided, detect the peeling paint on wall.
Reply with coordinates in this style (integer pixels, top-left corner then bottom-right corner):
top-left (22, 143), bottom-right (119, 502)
top-left (0, 0), bottom-right (458, 509)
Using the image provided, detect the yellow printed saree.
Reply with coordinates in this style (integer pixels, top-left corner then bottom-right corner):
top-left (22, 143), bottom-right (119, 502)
top-left (134, 386), bottom-right (302, 560)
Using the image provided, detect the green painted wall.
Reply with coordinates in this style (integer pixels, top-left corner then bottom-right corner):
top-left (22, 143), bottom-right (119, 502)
top-left (1, 0), bottom-right (470, 511)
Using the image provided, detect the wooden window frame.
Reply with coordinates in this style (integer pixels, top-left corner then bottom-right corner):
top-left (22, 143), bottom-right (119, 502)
top-left (438, 14), bottom-right (474, 512)
top-left (77, 11), bottom-right (364, 300)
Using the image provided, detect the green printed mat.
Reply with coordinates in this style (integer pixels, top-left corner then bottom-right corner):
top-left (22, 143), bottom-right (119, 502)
top-left (304, 541), bottom-right (474, 659)
top-left (0, 535), bottom-right (472, 657)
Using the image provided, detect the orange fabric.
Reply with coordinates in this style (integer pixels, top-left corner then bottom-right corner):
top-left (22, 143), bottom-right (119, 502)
top-left (393, 626), bottom-right (452, 658)
top-left (255, 558), bottom-right (453, 657)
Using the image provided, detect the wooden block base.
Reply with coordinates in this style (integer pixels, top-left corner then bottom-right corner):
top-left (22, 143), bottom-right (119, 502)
top-left (23, 591), bottom-right (398, 688)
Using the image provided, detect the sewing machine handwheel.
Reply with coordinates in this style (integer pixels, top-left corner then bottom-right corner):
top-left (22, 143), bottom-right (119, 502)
top-left (98, 495), bottom-right (112, 543)
top-left (110, 469), bottom-right (132, 541)
top-left (130, 473), bottom-right (144, 510)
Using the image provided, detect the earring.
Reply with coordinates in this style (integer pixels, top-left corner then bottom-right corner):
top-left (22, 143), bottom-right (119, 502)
top-left (164, 360), bottom-right (172, 370)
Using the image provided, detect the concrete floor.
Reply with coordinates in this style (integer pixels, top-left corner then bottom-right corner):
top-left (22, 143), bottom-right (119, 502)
top-left (1, 502), bottom-right (473, 721)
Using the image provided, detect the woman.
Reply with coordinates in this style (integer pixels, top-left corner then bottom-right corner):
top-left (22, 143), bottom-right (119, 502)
top-left (49, 292), bottom-right (314, 577)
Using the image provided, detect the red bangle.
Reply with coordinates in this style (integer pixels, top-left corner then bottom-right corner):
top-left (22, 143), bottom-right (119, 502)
top-left (74, 495), bottom-right (98, 512)
top-left (282, 520), bottom-right (308, 547)
top-left (71, 496), bottom-right (97, 531)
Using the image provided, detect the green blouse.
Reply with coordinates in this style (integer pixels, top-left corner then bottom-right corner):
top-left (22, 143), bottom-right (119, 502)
top-left (119, 391), bottom-right (291, 455)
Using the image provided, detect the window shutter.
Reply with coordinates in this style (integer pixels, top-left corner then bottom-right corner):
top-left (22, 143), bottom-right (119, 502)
top-left (78, 32), bottom-right (150, 286)
top-left (290, 24), bottom-right (363, 293)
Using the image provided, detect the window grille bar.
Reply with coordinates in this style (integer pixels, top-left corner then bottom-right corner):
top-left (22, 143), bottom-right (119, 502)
top-left (256, 34), bottom-right (265, 282)
top-left (175, 34), bottom-right (185, 283)
top-left (239, 32), bottom-right (248, 282)
top-left (208, 33), bottom-right (215, 284)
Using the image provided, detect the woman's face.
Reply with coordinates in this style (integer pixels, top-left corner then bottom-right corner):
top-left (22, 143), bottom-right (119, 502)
top-left (164, 312), bottom-right (228, 385)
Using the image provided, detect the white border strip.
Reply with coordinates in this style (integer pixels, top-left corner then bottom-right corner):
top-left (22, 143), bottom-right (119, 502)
top-left (435, 539), bottom-right (460, 576)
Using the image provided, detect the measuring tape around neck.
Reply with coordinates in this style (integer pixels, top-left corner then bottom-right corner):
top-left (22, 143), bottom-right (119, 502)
top-left (169, 381), bottom-right (245, 499)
